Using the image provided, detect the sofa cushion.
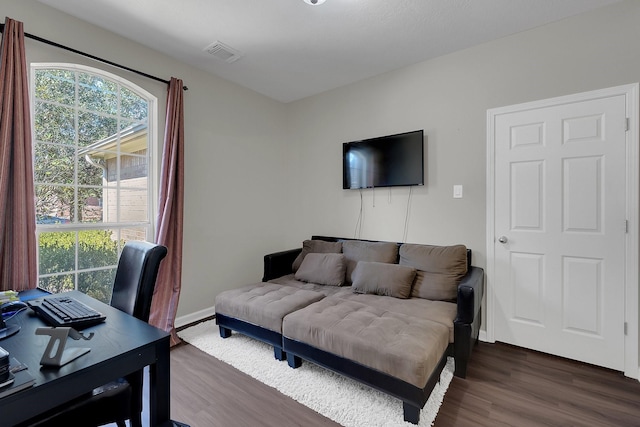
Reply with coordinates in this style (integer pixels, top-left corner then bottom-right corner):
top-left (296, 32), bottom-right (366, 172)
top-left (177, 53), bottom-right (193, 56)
top-left (351, 261), bottom-right (416, 299)
top-left (338, 292), bottom-right (457, 342)
top-left (399, 243), bottom-right (468, 301)
top-left (283, 297), bottom-right (449, 388)
top-left (342, 240), bottom-right (399, 283)
top-left (292, 240), bottom-right (343, 272)
top-left (215, 283), bottom-right (325, 333)
top-left (295, 253), bottom-right (346, 286)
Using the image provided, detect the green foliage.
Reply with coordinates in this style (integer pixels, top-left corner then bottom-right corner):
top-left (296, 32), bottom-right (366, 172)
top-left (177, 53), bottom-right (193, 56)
top-left (38, 231), bottom-right (76, 275)
top-left (39, 275), bottom-right (75, 295)
top-left (79, 269), bottom-right (117, 304)
top-left (78, 230), bottom-right (120, 269)
top-left (39, 230), bottom-right (122, 303)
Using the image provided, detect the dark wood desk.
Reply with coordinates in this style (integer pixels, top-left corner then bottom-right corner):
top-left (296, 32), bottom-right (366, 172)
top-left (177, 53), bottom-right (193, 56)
top-left (0, 291), bottom-right (171, 427)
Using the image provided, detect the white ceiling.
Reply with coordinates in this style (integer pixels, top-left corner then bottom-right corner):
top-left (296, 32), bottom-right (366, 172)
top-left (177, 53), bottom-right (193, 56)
top-left (39, 0), bottom-right (621, 103)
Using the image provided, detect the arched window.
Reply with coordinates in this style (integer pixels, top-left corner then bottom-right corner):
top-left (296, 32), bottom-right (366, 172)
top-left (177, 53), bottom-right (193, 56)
top-left (30, 63), bottom-right (157, 303)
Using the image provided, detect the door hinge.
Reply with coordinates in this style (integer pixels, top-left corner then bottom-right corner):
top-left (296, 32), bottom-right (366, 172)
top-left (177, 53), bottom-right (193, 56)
top-left (624, 322), bottom-right (628, 335)
top-left (625, 220), bottom-right (629, 233)
top-left (626, 117), bottom-right (630, 131)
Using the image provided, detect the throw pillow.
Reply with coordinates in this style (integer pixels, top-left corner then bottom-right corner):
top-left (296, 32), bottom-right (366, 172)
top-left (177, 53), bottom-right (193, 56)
top-left (399, 243), bottom-right (468, 301)
top-left (294, 253), bottom-right (346, 286)
top-left (342, 240), bottom-right (399, 283)
top-left (351, 261), bottom-right (416, 299)
top-left (292, 240), bottom-right (343, 272)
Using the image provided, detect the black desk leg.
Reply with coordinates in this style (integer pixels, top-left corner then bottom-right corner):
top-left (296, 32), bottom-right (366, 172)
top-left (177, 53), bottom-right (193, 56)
top-left (150, 337), bottom-right (171, 426)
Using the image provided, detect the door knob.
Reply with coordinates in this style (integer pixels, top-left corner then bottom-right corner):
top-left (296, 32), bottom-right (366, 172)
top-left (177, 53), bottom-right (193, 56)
top-left (498, 236), bottom-right (508, 244)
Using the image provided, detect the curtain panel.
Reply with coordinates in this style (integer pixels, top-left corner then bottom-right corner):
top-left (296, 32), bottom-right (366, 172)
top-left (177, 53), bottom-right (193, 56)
top-left (0, 17), bottom-right (37, 292)
top-left (150, 77), bottom-right (185, 346)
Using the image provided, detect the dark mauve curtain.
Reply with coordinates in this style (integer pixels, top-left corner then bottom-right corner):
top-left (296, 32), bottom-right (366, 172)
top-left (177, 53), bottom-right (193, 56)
top-left (150, 77), bottom-right (184, 346)
top-left (0, 17), bottom-right (37, 292)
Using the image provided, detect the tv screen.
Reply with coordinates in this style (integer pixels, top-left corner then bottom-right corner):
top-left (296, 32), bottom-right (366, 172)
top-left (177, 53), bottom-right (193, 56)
top-left (342, 130), bottom-right (424, 189)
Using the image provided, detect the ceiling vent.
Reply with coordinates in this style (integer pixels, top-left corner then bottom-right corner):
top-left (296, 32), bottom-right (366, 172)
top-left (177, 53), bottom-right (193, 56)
top-left (203, 41), bottom-right (243, 63)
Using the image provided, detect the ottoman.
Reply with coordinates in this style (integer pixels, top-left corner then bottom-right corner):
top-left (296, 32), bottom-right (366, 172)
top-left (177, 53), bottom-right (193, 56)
top-left (282, 296), bottom-right (450, 423)
top-left (215, 282), bottom-right (325, 360)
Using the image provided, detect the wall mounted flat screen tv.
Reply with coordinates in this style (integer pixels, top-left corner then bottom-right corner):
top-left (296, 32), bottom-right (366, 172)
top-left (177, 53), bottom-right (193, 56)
top-left (342, 130), bottom-right (424, 189)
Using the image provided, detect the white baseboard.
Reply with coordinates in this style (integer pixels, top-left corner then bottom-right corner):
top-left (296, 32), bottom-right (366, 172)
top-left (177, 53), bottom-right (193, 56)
top-left (175, 305), bottom-right (216, 329)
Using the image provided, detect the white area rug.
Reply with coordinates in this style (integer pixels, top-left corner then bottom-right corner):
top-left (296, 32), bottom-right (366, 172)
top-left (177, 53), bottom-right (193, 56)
top-left (178, 320), bottom-right (454, 427)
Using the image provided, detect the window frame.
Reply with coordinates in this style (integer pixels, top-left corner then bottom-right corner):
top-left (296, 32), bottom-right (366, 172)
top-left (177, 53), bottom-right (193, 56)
top-left (30, 63), bottom-right (159, 292)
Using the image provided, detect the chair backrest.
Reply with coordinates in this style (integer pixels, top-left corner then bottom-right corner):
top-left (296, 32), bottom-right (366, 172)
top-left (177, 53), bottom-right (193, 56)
top-left (110, 241), bottom-right (168, 322)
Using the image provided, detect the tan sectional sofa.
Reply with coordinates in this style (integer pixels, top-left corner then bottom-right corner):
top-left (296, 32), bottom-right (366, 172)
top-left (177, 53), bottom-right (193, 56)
top-left (214, 236), bottom-right (484, 424)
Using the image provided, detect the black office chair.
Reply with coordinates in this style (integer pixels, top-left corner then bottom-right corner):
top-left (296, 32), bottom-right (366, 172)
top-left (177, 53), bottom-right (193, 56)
top-left (23, 241), bottom-right (168, 427)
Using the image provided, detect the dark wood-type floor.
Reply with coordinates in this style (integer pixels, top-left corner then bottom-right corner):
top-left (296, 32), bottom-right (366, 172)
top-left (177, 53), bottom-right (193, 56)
top-left (169, 341), bottom-right (341, 427)
top-left (436, 343), bottom-right (640, 427)
top-left (169, 340), bottom-right (640, 427)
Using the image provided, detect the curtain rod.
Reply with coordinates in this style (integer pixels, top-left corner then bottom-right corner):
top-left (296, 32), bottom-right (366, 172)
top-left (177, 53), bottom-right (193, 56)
top-left (0, 23), bottom-right (188, 90)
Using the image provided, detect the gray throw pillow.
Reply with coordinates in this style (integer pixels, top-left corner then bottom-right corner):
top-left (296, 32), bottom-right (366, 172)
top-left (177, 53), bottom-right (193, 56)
top-left (294, 253), bottom-right (346, 286)
top-left (399, 243), bottom-right (468, 301)
top-left (292, 240), bottom-right (343, 272)
top-left (351, 262), bottom-right (416, 299)
top-left (342, 240), bottom-right (399, 283)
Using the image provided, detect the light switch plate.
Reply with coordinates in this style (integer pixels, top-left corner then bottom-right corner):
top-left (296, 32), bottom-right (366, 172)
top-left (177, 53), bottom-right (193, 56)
top-left (453, 185), bottom-right (463, 199)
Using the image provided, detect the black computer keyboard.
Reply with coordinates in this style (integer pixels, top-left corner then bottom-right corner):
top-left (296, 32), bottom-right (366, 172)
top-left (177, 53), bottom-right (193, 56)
top-left (27, 296), bottom-right (106, 329)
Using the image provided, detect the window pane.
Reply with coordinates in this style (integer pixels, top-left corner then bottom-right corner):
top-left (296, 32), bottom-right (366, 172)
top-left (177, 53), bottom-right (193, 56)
top-left (78, 229), bottom-right (119, 269)
top-left (79, 269), bottom-right (116, 304)
top-left (78, 187), bottom-right (104, 223)
top-left (78, 111), bottom-right (118, 147)
top-left (36, 186), bottom-right (74, 223)
top-left (119, 189), bottom-right (149, 222)
top-left (38, 231), bottom-right (75, 274)
top-left (120, 120), bottom-right (138, 131)
top-left (34, 102), bottom-right (75, 144)
top-left (78, 73), bottom-right (118, 115)
top-left (39, 274), bottom-right (75, 294)
top-left (121, 87), bottom-right (147, 121)
top-left (78, 153), bottom-right (106, 187)
top-left (103, 155), bottom-right (118, 184)
top-left (119, 227), bottom-right (149, 243)
top-left (101, 185), bottom-right (117, 223)
top-left (34, 143), bottom-right (75, 185)
top-left (35, 69), bottom-right (75, 105)
top-left (120, 152), bottom-right (148, 180)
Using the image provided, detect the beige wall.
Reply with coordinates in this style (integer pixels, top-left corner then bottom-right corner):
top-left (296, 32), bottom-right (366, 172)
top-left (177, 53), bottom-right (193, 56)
top-left (3, 0), bottom-right (640, 332)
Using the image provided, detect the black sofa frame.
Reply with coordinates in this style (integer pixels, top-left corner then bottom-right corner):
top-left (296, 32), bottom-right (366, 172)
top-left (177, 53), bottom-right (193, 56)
top-left (216, 236), bottom-right (484, 424)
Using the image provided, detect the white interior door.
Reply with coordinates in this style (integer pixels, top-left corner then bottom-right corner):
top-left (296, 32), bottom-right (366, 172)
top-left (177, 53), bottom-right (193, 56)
top-left (488, 85), bottom-right (639, 374)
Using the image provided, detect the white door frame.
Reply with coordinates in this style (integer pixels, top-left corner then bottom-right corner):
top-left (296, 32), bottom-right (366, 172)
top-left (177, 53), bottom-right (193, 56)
top-left (486, 83), bottom-right (639, 379)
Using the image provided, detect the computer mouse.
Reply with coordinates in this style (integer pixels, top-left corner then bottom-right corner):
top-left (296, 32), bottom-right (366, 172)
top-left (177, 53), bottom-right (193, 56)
top-left (1, 300), bottom-right (28, 314)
